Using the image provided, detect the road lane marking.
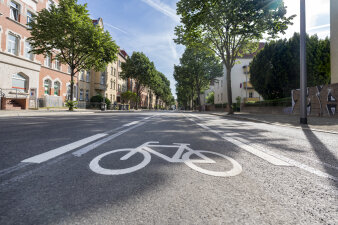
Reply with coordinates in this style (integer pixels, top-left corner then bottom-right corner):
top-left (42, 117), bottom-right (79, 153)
top-left (21, 133), bottom-right (108, 164)
top-left (73, 121), bottom-right (147, 157)
top-left (123, 121), bottom-right (140, 127)
top-left (187, 114), bottom-right (338, 181)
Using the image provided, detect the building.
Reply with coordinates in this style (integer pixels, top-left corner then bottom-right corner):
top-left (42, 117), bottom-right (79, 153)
top-left (214, 44), bottom-right (264, 105)
top-left (0, 0), bottom-right (77, 110)
top-left (199, 84), bottom-right (214, 110)
top-left (331, 0), bottom-right (338, 84)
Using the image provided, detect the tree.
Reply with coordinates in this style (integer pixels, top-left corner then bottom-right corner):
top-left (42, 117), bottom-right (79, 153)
top-left (175, 0), bottom-right (294, 114)
top-left (174, 47), bottom-right (223, 109)
top-left (206, 92), bottom-right (214, 104)
top-left (28, 0), bottom-right (118, 110)
top-left (120, 52), bottom-right (156, 109)
top-left (250, 33), bottom-right (331, 99)
top-left (121, 91), bottom-right (137, 106)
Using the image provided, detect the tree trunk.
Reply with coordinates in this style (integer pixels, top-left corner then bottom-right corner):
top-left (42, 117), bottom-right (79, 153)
top-left (69, 70), bottom-right (74, 111)
top-left (136, 85), bottom-right (140, 110)
top-left (226, 66), bottom-right (233, 114)
top-left (155, 95), bottom-right (159, 109)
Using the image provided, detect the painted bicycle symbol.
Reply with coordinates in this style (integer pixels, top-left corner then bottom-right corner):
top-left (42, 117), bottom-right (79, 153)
top-left (89, 142), bottom-right (242, 177)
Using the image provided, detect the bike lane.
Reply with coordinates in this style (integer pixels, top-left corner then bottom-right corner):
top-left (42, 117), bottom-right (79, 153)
top-left (0, 112), bottom-right (337, 225)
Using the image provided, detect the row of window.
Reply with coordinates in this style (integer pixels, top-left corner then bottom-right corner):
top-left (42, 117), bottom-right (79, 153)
top-left (7, 33), bottom-right (34, 60)
top-left (79, 70), bottom-right (90, 82)
top-left (44, 79), bottom-right (61, 96)
top-left (79, 89), bottom-right (90, 101)
top-left (9, 0), bottom-right (54, 24)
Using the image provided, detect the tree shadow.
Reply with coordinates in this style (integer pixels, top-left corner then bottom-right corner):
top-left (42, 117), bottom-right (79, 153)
top-left (301, 125), bottom-right (338, 189)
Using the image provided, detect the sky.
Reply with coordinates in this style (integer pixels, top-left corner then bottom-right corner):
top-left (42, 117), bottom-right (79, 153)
top-left (78, 0), bottom-right (330, 98)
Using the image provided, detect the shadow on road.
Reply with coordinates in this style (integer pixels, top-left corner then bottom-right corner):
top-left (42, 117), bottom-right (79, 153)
top-left (301, 125), bottom-right (338, 190)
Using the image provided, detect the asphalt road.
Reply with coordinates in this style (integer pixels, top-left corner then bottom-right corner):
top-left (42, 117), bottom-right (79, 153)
top-left (0, 111), bottom-right (337, 225)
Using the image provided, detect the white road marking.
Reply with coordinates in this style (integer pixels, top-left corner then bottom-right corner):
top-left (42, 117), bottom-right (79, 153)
top-left (73, 121), bottom-right (146, 157)
top-left (89, 141), bottom-right (242, 177)
top-left (123, 121), bottom-right (140, 127)
top-left (187, 114), bottom-right (338, 181)
top-left (21, 133), bottom-right (107, 164)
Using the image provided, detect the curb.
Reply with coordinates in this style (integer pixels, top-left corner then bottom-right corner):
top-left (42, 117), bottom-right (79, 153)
top-left (208, 113), bottom-right (338, 135)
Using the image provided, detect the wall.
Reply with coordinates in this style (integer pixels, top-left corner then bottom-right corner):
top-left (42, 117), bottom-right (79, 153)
top-left (292, 84), bottom-right (338, 117)
top-left (214, 58), bottom-right (262, 104)
top-left (331, 0), bottom-right (338, 84)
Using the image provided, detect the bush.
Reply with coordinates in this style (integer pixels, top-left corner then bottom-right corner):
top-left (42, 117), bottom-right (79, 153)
top-left (244, 97), bottom-right (291, 107)
top-left (90, 94), bottom-right (111, 108)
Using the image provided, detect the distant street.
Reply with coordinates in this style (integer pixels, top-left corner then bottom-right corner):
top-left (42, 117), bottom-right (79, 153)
top-left (0, 111), bottom-right (337, 224)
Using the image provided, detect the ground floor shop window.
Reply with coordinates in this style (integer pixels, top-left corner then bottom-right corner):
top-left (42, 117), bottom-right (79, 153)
top-left (44, 79), bottom-right (52, 95)
top-left (54, 81), bottom-right (60, 96)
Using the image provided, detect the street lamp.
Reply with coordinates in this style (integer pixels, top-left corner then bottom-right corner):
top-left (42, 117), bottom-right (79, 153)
top-left (300, 0), bottom-right (307, 124)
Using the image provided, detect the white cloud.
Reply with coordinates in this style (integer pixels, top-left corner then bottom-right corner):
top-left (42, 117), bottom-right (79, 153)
top-left (104, 23), bottom-right (128, 34)
top-left (141, 0), bottom-right (180, 23)
top-left (282, 0), bottom-right (330, 38)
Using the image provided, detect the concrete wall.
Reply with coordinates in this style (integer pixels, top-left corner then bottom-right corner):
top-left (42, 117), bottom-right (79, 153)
top-left (331, 0), bottom-right (338, 84)
top-left (292, 84), bottom-right (338, 117)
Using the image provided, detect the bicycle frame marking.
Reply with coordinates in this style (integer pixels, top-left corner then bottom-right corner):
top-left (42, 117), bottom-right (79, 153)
top-left (121, 142), bottom-right (215, 164)
top-left (89, 141), bottom-right (242, 177)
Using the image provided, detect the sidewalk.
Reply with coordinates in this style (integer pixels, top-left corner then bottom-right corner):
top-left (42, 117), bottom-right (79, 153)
top-left (205, 112), bottom-right (338, 134)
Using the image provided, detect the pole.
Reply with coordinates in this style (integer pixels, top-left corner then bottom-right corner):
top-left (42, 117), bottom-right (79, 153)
top-left (300, 0), bottom-right (307, 124)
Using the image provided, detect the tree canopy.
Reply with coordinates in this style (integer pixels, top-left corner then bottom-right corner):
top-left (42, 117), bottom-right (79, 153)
top-left (120, 51), bottom-right (174, 109)
top-left (28, 0), bottom-right (118, 110)
top-left (175, 0), bottom-right (294, 113)
top-left (174, 47), bottom-right (223, 109)
top-left (250, 33), bottom-right (330, 100)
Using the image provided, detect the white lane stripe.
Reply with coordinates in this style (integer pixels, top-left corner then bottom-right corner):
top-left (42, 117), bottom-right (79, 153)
top-left (196, 122), bottom-right (291, 166)
top-left (73, 122), bottom-right (146, 157)
top-left (123, 121), bottom-right (140, 127)
top-left (21, 133), bottom-right (107, 164)
top-left (188, 114), bottom-right (338, 181)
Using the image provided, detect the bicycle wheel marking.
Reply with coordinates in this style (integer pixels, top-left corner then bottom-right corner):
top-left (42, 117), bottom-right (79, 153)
top-left (89, 149), bottom-right (151, 175)
top-left (89, 142), bottom-right (242, 177)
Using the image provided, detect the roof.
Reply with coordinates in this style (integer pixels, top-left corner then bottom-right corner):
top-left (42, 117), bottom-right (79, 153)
top-left (119, 49), bottom-right (128, 59)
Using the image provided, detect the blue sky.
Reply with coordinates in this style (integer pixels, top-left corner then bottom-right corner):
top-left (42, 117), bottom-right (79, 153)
top-left (78, 0), bottom-right (330, 98)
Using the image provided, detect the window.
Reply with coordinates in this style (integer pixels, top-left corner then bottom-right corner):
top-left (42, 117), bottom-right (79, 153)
top-left (100, 72), bottom-right (105, 85)
top-left (113, 68), bottom-right (116, 76)
top-left (68, 66), bottom-right (71, 74)
top-left (79, 89), bottom-right (84, 101)
top-left (54, 81), bottom-right (60, 96)
top-left (113, 81), bottom-right (116, 90)
top-left (110, 79), bottom-right (113, 89)
top-left (12, 74), bottom-right (27, 92)
top-left (79, 71), bottom-right (84, 81)
top-left (118, 60), bottom-right (121, 67)
top-left (10, 1), bottom-right (20, 22)
top-left (26, 11), bottom-right (33, 28)
top-left (44, 54), bottom-right (51, 67)
top-left (110, 94), bottom-right (112, 101)
top-left (55, 59), bottom-right (61, 70)
top-left (47, 0), bottom-right (54, 11)
top-left (249, 92), bottom-right (253, 98)
top-left (113, 95), bottom-right (115, 102)
top-left (7, 33), bottom-right (19, 55)
top-left (85, 90), bottom-right (89, 101)
top-left (24, 41), bottom-right (34, 60)
top-left (221, 80), bottom-right (223, 87)
top-left (118, 84), bottom-right (121, 92)
top-left (86, 71), bottom-right (90, 82)
top-left (66, 85), bottom-right (71, 100)
top-left (44, 79), bottom-right (51, 95)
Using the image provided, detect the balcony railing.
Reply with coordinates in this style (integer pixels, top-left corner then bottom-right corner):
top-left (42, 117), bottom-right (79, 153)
top-left (94, 83), bottom-right (106, 90)
top-left (242, 82), bottom-right (253, 89)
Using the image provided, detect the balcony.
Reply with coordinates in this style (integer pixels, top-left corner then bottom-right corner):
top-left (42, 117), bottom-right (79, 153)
top-left (94, 83), bottom-right (106, 90)
top-left (244, 97), bottom-right (260, 103)
top-left (242, 82), bottom-right (253, 89)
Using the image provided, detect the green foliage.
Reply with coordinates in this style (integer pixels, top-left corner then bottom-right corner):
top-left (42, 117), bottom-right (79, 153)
top-left (121, 91), bottom-right (137, 104)
top-left (90, 94), bottom-right (111, 107)
top-left (175, 0), bottom-right (294, 113)
top-left (28, 0), bottom-right (118, 110)
top-left (244, 97), bottom-right (292, 107)
top-left (206, 92), bottom-right (214, 104)
top-left (250, 33), bottom-right (330, 100)
top-left (64, 100), bottom-right (78, 111)
top-left (174, 47), bottom-right (223, 108)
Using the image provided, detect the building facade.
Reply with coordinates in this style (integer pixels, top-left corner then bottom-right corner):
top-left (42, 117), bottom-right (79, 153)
top-left (214, 45), bottom-right (264, 105)
top-left (0, 0), bottom-right (77, 110)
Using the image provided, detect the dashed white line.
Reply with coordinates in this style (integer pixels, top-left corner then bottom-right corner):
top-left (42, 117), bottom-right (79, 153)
top-left (21, 133), bottom-right (108, 164)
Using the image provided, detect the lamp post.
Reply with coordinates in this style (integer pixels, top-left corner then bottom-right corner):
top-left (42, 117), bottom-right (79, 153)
top-left (300, 0), bottom-right (307, 124)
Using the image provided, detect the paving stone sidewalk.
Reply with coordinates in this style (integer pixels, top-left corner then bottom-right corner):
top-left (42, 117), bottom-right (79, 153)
top-left (205, 112), bottom-right (338, 134)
